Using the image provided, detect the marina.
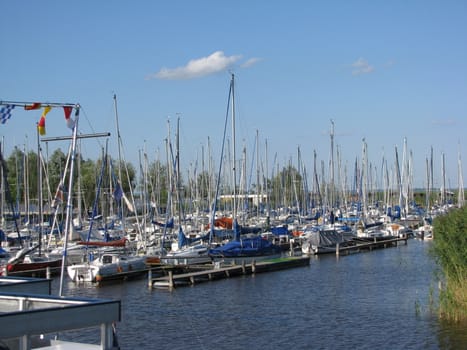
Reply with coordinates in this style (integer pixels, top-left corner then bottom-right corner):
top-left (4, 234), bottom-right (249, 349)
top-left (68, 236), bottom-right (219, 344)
top-left (1, 2), bottom-right (466, 349)
top-left (50, 239), bottom-right (466, 349)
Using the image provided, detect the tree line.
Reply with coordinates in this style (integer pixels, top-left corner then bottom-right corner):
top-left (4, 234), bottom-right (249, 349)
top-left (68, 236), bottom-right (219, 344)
top-left (1, 147), bottom-right (309, 218)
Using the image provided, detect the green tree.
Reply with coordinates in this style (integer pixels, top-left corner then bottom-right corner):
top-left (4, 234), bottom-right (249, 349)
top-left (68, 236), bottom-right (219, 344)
top-left (47, 148), bottom-right (67, 193)
top-left (147, 160), bottom-right (169, 208)
top-left (270, 165), bottom-right (303, 210)
top-left (79, 157), bottom-right (98, 213)
top-left (5, 147), bottom-right (25, 204)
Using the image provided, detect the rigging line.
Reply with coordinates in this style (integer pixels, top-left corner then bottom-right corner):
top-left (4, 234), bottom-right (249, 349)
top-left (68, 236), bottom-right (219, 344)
top-left (79, 106), bottom-right (105, 150)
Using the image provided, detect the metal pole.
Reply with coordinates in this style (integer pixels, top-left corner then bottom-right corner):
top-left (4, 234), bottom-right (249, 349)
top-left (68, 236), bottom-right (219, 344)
top-left (58, 107), bottom-right (80, 297)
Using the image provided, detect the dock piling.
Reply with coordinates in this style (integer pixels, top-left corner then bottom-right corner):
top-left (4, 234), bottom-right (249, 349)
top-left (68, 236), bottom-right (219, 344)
top-left (168, 270), bottom-right (174, 289)
top-left (148, 269), bottom-right (152, 289)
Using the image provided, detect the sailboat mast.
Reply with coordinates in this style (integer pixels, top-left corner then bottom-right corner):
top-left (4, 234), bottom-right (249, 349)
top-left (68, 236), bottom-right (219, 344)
top-left (329, 119), bottom-right (335, 209)
top-left (265, 139), bottom-right (270, 227)
top-left (36, 124), bottom-right (44, 256)
top-left (59, 106), bottom-right (80, 296)
top-left (230, 73), bottom-right (237, 221)
top-left (113, 94), bottom-right (125, 229)
top-left (176, 116), bottom-right (184, 229)
top-left (256, 130), bottom-right (261, 219)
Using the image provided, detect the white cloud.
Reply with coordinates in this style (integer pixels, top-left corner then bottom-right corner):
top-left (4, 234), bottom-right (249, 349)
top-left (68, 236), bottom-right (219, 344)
top-left (351, 58), bottom-right (374, 75)
top-left (240, 57), bottom-right (262, 68)
top-left (148, 51), bottom-right (242, 80)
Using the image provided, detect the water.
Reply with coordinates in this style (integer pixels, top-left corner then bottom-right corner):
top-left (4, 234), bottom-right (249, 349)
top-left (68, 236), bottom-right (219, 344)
top-left (52, 240), bottom-right (466, 349)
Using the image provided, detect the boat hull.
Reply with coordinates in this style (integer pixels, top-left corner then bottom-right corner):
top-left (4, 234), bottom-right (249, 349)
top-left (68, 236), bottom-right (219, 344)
top-left (4, 258), bottom-right (62, 277)
top-left (67, 255), bottom-right (148, 282)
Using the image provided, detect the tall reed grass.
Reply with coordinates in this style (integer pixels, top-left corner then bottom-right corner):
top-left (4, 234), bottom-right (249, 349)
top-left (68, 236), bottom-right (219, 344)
top-left (431, 206), bottom-right (467, 322)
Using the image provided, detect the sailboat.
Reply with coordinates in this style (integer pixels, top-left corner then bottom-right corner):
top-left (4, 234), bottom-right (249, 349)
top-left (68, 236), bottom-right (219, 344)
top-left (1, 244), bottom-right (62, 277)
top-left (160, 118), bottom-right (213, 265)
top-left (209, 220), bottom-right (283, 261)
top-left (161, 226), bottom-right (211, 265)
top-left (67, 97), bottom-right (148, 282)
top-left (0, 140), bottom-right (62, 277)
top-left (207, 74), bottom-right (284, 263)
top-left (67, 250), bottom-right (148, 282)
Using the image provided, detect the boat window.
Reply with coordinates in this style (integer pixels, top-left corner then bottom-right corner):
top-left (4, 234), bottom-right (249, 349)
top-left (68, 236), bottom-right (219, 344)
top-left (102, 255), bottom-right (112, 264)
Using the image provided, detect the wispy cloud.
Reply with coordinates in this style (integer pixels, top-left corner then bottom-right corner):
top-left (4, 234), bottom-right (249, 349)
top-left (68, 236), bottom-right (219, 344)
top-left (241, 57), bottom-right (262, 68)
top-left (351, 57), bottom-right (374, 75)
top-left (147, 51), bottom-right (243, 80)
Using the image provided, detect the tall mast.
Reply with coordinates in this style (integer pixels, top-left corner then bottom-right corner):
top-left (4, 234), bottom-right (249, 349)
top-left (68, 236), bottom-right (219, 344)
top-left (59, 106), bottom-right (80, 296)
top-left (441, 152), bottom-right (446, 206)
top-left (176, 116), bottom-right (183, 228)
top-left (230, 73), bottom-right (237, 221)
top-left (329, 119), bottom-right (335, 209)
top-left (256, 129), bottom-right (260, 218)
top-left (36, 123), bottom-right (44, 255)
top-left (113, 94), bottom-right (124, 229)
top-left (265, 139), bottom-right (270, 228)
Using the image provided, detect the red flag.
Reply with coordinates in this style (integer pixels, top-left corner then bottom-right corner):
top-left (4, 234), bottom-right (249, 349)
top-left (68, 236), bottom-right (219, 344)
top-left (24, 103), bottom-right (42, 110)
top-left (37, 116), bottom-right (46, 135)
top-left (63, 106), bottom-right (75, 129)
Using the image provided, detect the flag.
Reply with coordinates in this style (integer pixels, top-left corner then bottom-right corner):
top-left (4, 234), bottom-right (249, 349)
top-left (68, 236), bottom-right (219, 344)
top-left (123, 192), bottom-right (135, 212)
top-left (113, 181), bottom-right (134, 212)
top-left (0, 105), bottom-right (15, 124)
top-left (63, 106), bottom-right (75, 129)
top-left (24, 103), bottom-right (42, 110)
top-left (37, 106), bottom-right (51, 135)
top-left (113, 181), bottom-right (123, 201)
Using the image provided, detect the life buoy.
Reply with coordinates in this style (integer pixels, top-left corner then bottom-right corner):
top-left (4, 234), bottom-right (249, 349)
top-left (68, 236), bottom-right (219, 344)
top-left (117, 266), bottom-right (123, 273)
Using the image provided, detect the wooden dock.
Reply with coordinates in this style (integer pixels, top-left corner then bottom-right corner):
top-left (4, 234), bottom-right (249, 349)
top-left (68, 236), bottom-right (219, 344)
top-left (336, 235), bottom-right (408, 256)
top-left (148, 256), bottom-right (310, 289)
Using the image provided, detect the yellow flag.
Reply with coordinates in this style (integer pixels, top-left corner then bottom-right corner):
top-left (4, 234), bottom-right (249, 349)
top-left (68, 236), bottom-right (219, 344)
top-left (37, 106), bottom-right (52, 135)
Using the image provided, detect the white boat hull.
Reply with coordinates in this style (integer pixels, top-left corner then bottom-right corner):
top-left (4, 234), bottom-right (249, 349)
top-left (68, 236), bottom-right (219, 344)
top-left (67, 254), bottom-right (147, 282)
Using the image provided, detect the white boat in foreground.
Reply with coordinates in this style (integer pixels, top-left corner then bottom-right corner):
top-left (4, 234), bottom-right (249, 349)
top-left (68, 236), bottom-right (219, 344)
top-left (67, 252), bottom-right (148, 282)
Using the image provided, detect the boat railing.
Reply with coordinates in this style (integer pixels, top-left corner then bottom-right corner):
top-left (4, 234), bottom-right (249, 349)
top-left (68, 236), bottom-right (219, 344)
top-left (0, 277), bottom-right (121, 350)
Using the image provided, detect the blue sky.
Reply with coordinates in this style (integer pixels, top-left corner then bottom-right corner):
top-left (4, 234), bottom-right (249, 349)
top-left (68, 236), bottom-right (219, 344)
top-left (1, 0), bottom-right (466, 190)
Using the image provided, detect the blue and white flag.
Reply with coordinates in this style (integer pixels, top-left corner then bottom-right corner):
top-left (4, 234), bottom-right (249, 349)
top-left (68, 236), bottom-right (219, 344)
top-left (0, 105), bottom-right (15, 124)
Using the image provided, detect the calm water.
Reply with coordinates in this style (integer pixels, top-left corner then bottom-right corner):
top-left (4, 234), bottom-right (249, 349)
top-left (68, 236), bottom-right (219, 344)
top-left (52, 240), bottom-right (466, 349)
